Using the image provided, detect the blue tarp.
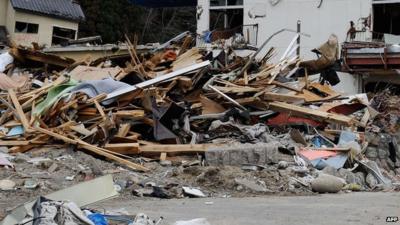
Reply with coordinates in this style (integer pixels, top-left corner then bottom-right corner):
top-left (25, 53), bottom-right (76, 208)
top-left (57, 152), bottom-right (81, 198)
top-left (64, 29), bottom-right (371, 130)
top-left (128, 0), bottom-right (197, 8)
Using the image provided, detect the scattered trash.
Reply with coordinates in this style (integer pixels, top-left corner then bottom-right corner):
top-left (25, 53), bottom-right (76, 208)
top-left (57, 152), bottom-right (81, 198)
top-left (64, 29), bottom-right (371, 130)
top-left (311, 174), bottom-right (346, 193)
top-left (173, 218), bottom-right (212, 225)
top-left (0, 179), bottom-right (16, 191)
top-left (182, 186), bottom-right (206, 198)
top-left (24, 179), bottom-right (39, 189)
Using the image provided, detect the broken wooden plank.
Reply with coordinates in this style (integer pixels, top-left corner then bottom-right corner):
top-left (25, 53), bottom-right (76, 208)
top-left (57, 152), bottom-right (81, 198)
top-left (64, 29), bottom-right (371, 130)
top-left (113, 110), bottom-right (145, 119)
top-left (269, 102), bottom-right (355, 126)
top-left (160, 152), bottom-right (167, 161)
top-left (110, 136), bottom-right (138, 143)
top-left (10, 47), bottom-right (74, 68)
top-left (263, 93), bottom-right (305, 103)
top-left (116, 123), bottom-right (131, 137)
top-left (0, 140), bottom-right (30, 146)
top-left (208, 85), bottom-right (246, 110)
top-left (70, 124), bottom-right (94, 136)
top-left (271, 81), bottom-right (303, 93)
top-left (104, 143), bottom-right (139, 155)
top-left (94, 100), bottom-right (107, 121)
top-left (139, 144), bottom-right (211, 154)
top-left (34, 126), bottom-right (149, 172)
top-left (9, 89), bottom-right (32, 132)
top-left (200, 95), bottom-right (226, 114)
top-left (213, 86), bottom-right (263, 94)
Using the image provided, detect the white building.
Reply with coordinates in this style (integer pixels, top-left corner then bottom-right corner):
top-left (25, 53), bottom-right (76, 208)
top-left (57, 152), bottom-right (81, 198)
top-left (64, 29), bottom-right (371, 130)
top-left (196, 0), bottom-right (400, 94)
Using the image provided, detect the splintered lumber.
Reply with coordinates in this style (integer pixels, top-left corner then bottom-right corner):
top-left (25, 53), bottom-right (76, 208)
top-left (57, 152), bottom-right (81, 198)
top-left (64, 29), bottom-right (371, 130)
top-left (208, 85), bottom-right (246, 110)
top-left (116, 123), bottom-right (131, 137)
top-left (160, 152), bottom-right (167, 161)
top-left (10, 47), bottom-right (74, 67)
top-left (263, 93), bottom-right (305, 103)
top-left (213, 86), bottom-right (263, 94)
top-left (104, 143), bottom-right (139, 154)
top-left (93, 100), bottom-right (106, 121)
top-left (113, 110), bottom-right (145, 119)
top-left (0, 140), bottom-right (31, 146)
top-left (269, 102), bottom-right (355, 126)
top-left (104, 60), bottom-right (210, 101)
top-left (8, 89), bottom-right (32, 132)
top-left (271, 81), bottom-right (302, 93)
top-left (34, 127), bottom-right (149, 172)
top-left (200, 95), bottom-right (226, 114)
top-left (139, 144), bottom-right (210, 155)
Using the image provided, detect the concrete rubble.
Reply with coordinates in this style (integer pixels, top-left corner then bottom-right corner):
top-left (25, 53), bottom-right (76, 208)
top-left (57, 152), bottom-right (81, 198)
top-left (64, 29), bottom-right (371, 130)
top-left (0, 31), bottom-right (399, 224)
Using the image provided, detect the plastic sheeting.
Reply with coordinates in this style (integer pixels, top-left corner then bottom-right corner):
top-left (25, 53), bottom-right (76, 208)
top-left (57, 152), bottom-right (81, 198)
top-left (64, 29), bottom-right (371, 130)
top-left (0, 52), bottom-right (13, 73)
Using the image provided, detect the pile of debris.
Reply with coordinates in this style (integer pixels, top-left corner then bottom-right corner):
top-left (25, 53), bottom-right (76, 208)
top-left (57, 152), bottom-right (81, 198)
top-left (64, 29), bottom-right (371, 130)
top-left (0, 33), bottom-right (400, 222)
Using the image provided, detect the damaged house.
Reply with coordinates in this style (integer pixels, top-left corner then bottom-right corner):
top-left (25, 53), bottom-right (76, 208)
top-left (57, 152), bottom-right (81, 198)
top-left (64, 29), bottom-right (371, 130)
top-left (0, 0), bottom-right (85, 47)
top-left (196, 0), bottom-right (400, 94)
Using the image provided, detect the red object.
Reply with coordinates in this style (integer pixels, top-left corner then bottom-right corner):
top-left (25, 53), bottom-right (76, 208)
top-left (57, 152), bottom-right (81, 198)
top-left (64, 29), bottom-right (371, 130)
top-left (298, 149), bottom-right (337, 161)
top-left (162, 50), bottom-right (177, 61)
top-left (267, 113), bottom-right (323, 127)
top-left (327, 103), bottom-right (366, 116)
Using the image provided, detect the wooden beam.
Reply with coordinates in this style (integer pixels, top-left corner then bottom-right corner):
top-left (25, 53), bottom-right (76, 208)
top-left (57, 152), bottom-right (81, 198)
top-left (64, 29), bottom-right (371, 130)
top-left (104, 143), bottom-right (139, 155)
top-left (139, 144), bottom-right (211, 154)
top-left (113, 110), bottom-right (145, 119)
top-left (269, 102), bottom-right (355, 126)
top-left (263, 93), bottom-right (305, 103)
top-left (0, 140), bottom-right (30, 146)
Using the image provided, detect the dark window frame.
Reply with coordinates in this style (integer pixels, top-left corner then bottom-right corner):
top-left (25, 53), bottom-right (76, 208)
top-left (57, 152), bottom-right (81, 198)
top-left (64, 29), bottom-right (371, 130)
top-left (14, 21), bottom-right (39, 34)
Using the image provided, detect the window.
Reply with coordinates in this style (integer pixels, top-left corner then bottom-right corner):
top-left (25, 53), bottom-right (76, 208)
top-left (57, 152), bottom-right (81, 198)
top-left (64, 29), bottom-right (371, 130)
top-left (52, 26), bottom-right (76, 46)
top-left (211, 0), bottom-right (243, 6)
top-left (373, 3), bottom-right (400, 35)
top-left (209, 0), bottom-right (244, 31)
top-left (15, 22), bottom-right (39, 33)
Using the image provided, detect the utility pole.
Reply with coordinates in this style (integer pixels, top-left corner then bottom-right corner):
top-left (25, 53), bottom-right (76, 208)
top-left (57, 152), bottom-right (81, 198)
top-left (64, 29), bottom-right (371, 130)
top-left (297, 20), bottom-right (301, 57)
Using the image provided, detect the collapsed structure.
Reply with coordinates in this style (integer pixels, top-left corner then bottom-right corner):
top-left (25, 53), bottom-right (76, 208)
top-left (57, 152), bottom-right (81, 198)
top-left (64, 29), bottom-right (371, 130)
top-left (0, 28), bottom-right (399, 224)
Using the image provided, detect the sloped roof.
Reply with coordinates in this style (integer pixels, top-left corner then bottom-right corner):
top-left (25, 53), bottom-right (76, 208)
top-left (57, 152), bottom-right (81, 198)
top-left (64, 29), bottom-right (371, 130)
top-left (10, 0), bottom-right (85, 22)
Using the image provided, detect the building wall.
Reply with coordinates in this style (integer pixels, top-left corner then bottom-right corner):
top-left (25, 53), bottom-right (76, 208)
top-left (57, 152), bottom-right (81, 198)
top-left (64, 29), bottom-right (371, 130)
top-left (246, 0), bottom-right (372, 95)
top-left (6, 6), bottom-right (78, 47)
top-left (197, 0), bottom-right (372, 95)
top-left (244, 0), bottom-right (372, 59)
top-left (0, 0), bottom-right (8, 26)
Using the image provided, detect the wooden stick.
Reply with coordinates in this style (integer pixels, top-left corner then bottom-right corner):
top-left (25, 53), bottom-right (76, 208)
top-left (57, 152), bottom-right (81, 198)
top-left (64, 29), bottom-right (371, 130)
top-left (9, 89), bottom-right (32, 132)
top-left (34, 126), bottom-right (149, 172)
top-left (94, 100), bottom-right (107, 121)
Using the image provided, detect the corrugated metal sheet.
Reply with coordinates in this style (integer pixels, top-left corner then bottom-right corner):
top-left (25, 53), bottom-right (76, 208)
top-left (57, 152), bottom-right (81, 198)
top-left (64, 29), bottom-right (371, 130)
top-left (10, 0), bottom-right (85, 21)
